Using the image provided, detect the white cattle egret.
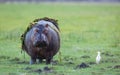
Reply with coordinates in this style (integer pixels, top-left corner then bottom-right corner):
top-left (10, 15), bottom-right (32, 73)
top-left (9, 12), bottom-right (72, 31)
top-left (96, 51), bottom-right (101, 64)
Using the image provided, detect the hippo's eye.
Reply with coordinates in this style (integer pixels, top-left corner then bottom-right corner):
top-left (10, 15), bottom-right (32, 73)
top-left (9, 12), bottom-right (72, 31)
top-left (34, 29), bottom-right (39, 33)
top-left (43, 29), bottom-right (48, 34)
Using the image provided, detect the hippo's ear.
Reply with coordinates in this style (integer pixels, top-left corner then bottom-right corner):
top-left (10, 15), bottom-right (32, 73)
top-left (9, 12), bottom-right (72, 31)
top-left (44, 24), bottom-right (49, 34)
top-left (45, 24), bottom-right (49, 28)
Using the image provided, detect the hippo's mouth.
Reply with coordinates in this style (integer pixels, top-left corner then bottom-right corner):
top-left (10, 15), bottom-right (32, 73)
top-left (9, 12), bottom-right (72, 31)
top-left (35, 42), bottom-right (48, 48)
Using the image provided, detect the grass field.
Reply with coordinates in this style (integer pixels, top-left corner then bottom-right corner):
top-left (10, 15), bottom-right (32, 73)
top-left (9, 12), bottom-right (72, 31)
top-left (0, 3), bottom-right (120, 75)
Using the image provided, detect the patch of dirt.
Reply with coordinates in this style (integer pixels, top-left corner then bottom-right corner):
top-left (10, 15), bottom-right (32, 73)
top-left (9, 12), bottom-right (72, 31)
top-left (63, 56), bottom-right (77, 65)
top-left (80, 55), bottom-right (90, 58)
top-left (101, 59), bottom-right (118, 63)
top-left (17, 61), bottom-right (28, 64)
top-left (88, 62), bottom-right (96, 65)
top-left (24, 67), bottom-right (32, 70)
top-left (75, 62), bottom-right (90, 69)
top-left (43, 66), bottom-right (53, 73)
top-left (102, 52), bottom-right (114, 57)
top-left (26, 66), bottom-right (54, 74)
top-left (107, 66), bottom-right (112, 68)
top-left (101, 60), bottom-right (108, 63)
top-left (0, 56), bottom-right (10, 59)
top-left (113, 65), bottom-right (120, 69)
top-left (10, 57), bottom-right (20, 61)
top-left (67, 61), bottom-right (74, 64)
top-left (63, 56), bottom-right (75, 61)
top-left (31, 69), bottom-right (42, 74)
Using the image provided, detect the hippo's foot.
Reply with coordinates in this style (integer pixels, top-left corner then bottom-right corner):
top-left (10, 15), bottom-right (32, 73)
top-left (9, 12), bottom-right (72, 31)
top-left (30, 58), bottom-right (36, 65)
top-left (46, 57), bottom-right (52, 64)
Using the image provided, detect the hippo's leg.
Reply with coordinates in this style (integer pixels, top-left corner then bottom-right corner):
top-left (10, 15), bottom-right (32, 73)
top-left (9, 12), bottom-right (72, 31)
top-left (38, 58), bottom-right (43, 63)
top-left (46, 57), bottom-right (53, 64)
top-left (30, 57), bottom-right (36, 65)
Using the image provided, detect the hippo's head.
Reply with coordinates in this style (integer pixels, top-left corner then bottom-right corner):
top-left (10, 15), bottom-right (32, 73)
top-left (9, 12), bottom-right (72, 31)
top-left (31, 24), bottom-right (49, 48)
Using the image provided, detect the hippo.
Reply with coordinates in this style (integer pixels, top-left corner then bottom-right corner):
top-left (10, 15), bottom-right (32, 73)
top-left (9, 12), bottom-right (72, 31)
top-left (21, 17), bottom-right (60, 64)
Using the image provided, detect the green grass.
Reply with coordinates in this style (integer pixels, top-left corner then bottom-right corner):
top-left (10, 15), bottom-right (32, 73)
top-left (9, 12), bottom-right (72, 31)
top-left (0, 3), bottom-right (120, 75)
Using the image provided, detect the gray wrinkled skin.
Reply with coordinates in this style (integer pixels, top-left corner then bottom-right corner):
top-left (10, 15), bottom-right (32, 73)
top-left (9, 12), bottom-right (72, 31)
top-left (24, 21), bottom-right (60, 64)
